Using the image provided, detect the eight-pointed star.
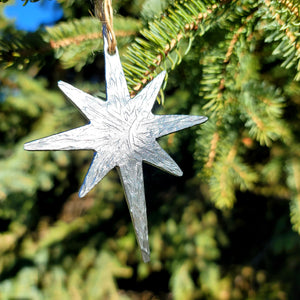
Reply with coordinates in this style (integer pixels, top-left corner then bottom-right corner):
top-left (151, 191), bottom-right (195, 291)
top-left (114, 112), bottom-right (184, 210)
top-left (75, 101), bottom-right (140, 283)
top-left (24, 36), bottom-right (207, 262)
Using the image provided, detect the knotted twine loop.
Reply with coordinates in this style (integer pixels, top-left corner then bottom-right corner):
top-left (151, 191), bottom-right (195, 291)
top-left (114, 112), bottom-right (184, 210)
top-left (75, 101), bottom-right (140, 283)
top-left (94, 0), bottom-right (117, 54)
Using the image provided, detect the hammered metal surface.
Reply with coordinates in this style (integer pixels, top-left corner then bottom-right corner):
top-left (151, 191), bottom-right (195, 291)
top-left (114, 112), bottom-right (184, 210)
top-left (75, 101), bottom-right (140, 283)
top-left (24, 31), bottom-right (208, 262)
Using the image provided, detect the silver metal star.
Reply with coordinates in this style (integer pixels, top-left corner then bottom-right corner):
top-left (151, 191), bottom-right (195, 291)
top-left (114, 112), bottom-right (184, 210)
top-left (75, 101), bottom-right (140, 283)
top-left (24, 35), bottom-right (207, 262)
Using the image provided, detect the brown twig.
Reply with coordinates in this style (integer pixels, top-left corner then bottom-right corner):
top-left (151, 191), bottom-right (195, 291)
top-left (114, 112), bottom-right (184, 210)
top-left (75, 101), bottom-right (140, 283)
top-left (205, 131), bottom-right (220, 169)
top-left (49, 30), bottom-right (136, 49)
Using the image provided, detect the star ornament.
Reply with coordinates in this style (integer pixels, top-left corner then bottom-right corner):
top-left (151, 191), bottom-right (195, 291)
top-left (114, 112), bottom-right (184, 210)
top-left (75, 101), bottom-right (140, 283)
top-left (24, 36), bottom-right (207, 262)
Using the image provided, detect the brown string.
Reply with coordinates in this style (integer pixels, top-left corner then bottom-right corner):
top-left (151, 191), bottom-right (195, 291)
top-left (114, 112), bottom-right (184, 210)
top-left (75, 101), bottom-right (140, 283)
top-left (94, 0), bottom-right (117, 54)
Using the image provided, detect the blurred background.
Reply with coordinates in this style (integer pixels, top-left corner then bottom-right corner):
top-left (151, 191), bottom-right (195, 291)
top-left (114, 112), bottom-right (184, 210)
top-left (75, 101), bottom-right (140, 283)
top-left (0, 0), bottom-right (300, 299)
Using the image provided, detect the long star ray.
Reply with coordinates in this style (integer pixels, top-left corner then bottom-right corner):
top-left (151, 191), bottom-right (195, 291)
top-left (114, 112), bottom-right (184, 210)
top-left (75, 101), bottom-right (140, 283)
top-left (117, 159), bottom-right (150, 262)
top-left (58, 81), bottom-right (106, 121)
top-left (145, 115), bottom-right (208, 138)
top-left (103, 30), bottom-right (130, 104)
top-left (24, 125), bottom-right (95, 151)
top-left (79, 150), bottom-right (116, 197)
top-left (142, 141), bottom-right (182, 176)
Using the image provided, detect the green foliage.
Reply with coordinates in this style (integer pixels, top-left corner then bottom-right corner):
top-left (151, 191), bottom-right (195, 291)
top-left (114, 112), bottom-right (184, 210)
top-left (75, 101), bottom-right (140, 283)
top-left (123, 0), bottom-right (221, 93)
top-left (45, 16), bottom-right (142, 70)
top-left (0, 15), bottom-right (141, 71)
top-left (0, 250), bottom-right (132, 299)
top-left (170, 262), bottom-right (195, 300)
top-left (0, 72), bottom-right (66, 219)
top-left (141, 0), bottom-right (169, 21)
top-left (0, 0), bottom-right (300, 299)
top-left (259, 0), bottom-right (300, 80)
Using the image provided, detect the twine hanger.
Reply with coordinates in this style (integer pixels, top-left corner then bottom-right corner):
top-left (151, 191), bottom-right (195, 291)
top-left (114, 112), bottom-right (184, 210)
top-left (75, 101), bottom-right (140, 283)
top-left (94, 0), bottom-right (117, 54)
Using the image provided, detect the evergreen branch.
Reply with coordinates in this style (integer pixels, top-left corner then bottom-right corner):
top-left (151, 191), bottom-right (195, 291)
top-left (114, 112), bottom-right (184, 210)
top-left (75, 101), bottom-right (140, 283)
top-left (277, 0), bottom-right (300, 20)
top-left (123, 1), bottom-right (220, 94)
top-left (49, 30), bottom-right (136, 50)
top-left (201, 8), bottom-right (259, 114)
top-left (240, 80), bottom-right (286, 146)
top-left (46, 16), bottom-right (140, 70)
top-left (195, 116), bottom-right (223, 178)
top-left (209, 143), bottom-right (238, 209)
top-left (231, 161), bottom-right (256, 191)
top-left (265, 0), bottom-right (300, 48)
top-left (195, 1), bottom-right (291, 208)
top-left (224, 12), bottom-right (257, 64)
top-left (45, 16), bottom-right (140, 48)
top-left (200, 51), bottom-right (227, 113)
top-left (45, 15), bottom-right (141, 70)
top-left (289, 157), bottom-right (300, 233)
top-left (262, 0), bottom-right (300, 80)
top-left (209, 141), bottom-right (258, 208)
top-left (0, 16), bottom-right (141, 71)
top-left (0, 225), bottom-right (26, 255)
top-left (205, 131), bottom-right (220, 169)
top-left (290, 198), bottom-right (300, 233)
top-left (253, 185), bottom-right (290, 199)
top-left (0, 30), bottom-right (50, 69)
top-left (255, 147), bottom-right (291, 199)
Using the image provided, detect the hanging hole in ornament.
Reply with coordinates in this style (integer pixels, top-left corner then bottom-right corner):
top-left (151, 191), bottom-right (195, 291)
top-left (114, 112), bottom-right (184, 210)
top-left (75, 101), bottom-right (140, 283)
top-left (106, 48), bottom-right (115, 55)
top-left (106, 42), bottom-right (116, 55)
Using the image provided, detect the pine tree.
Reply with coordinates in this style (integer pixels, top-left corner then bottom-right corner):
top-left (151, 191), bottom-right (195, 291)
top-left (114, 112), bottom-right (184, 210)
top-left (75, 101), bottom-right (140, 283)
top-left (0, 0), bottom-right (300, 299)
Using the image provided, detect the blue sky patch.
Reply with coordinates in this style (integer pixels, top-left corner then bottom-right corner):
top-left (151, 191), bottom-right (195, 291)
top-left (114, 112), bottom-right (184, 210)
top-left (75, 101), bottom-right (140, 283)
top-left (4, 0), bottom-right (63, 32)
